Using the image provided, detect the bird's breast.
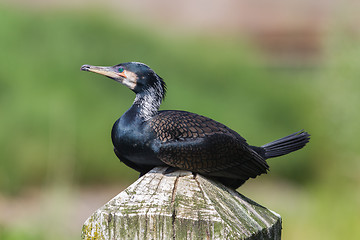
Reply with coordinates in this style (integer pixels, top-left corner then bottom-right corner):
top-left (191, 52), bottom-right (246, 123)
top-left (111, 117), bottom-right (162, 166)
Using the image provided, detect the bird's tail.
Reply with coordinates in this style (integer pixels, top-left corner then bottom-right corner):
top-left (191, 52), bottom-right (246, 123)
top-left (261, 130), bottom-right (310, 159)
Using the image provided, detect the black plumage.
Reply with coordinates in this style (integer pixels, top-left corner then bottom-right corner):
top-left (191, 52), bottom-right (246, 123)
top-left (81, 62), bottom-right (310, 189)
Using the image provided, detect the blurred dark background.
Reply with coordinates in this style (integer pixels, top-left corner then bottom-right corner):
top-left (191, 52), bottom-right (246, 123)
top-left (0, 0), bottom-right (359, 239)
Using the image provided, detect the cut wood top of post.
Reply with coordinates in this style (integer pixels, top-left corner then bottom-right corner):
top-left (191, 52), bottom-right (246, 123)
top-left (82, 167), bottom-right (282, 240)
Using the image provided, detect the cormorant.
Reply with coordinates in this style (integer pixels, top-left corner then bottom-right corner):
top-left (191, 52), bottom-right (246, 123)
top-left (81, 62), bottom-right (310, 189)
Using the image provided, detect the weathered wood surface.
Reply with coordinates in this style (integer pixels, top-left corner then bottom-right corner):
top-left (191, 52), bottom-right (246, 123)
top-left (82, 167), bottom-right (282, 240)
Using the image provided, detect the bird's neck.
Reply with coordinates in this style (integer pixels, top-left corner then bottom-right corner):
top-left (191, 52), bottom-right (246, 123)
top-left (132, 87), bottom-right (163, 121)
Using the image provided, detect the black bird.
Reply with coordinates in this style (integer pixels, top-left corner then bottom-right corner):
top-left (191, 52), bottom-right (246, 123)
top-left (81, 62), bottom-right (310, 189)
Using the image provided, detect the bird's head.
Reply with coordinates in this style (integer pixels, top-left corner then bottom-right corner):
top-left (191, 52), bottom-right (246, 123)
top-left (81, 62), bottom-right (166, 97)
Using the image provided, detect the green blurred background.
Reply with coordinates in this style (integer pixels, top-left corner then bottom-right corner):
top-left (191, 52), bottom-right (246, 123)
top-left (0, 1), bottom-right (359, 239)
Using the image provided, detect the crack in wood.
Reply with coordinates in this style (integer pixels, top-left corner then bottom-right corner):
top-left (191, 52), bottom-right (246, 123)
top-left (106, 213), bottom-right (113, 238)
top-left (145, 172), bottom-right (166, 238)
top-left (194, 175), bottom-right (211, 239)
top-left (144, 174), bottom-right (162, 238)
top-left (171, 176), bottom-right (180, 240)
top-left (194, 175), bottom-right (207, 206)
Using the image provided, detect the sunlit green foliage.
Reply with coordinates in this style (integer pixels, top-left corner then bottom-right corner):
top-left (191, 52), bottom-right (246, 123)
top-left (0, 7), bottom-right (314, 193)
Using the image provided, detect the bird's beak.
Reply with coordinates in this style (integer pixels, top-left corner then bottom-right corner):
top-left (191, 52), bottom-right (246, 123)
top-left (80, 65), bottom-right (125, 79)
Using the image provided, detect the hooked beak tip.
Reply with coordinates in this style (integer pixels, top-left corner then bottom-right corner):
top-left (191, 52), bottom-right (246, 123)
top-left (80, 64), bottom-right (91, 71)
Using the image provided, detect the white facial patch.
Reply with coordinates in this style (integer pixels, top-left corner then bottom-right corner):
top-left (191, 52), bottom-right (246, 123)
top-left (122, 70), bottom-right (137, 90)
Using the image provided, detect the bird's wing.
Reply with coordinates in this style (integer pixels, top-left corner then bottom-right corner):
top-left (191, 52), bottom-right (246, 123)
top-left (149, 110), bottom-right (269, 179)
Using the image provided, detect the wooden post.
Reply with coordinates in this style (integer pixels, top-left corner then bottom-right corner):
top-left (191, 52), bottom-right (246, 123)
top-left (82, 167), bottom-right (282, 239)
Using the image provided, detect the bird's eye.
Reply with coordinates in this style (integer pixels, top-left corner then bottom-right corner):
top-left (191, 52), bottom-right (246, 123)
top-left (118, 67), bottom-right (124, 73)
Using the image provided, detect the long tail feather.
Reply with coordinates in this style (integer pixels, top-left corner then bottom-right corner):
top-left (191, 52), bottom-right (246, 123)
top-left (261, 130), bottom-right (310, 158)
